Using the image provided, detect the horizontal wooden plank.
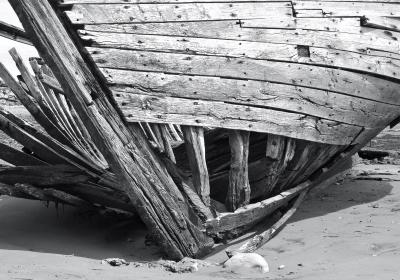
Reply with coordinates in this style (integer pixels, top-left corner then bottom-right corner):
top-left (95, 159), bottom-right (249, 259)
top-left (112, 92), bottom-right (362, 145)
top-left (81, 31), bottom-right (400, 79)
top-left (66, 2), bottom-right (293, 24)
top-left (81, 21), bottom-right (399, 56)
top-left (88, 48), bottom-right (400, 105)
top-left (82, 17), bottom-right (363, 35)
top-left (293, 2), bottom-right (400, 17)
top-left (105, 69), bottom-right (399, 128)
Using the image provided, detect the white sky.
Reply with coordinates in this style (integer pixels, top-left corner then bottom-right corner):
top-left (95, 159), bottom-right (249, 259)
top-left (0, 0), bottom-right (38, 77)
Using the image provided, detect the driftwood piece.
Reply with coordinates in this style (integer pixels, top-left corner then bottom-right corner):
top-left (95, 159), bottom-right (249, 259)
top-left (226, 130), bottom-right (250, 211)
top-left (182, 126), bottom-right (211, 207)
top-left (10, 0), bottom-right (213, 260)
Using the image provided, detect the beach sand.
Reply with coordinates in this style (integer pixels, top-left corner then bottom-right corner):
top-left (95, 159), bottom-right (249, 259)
top-left (0, 162), bottom-right (399, 280)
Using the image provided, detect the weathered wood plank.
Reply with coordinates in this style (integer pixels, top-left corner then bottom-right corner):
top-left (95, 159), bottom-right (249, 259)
top-left (66, 3), bottom-right (293, 24)
top-left (205, 181), bottom-right (310, 236)
top-left (90, 49), bottom-right (400, 106)
top-left (226, 130), bottom-right (250, 211)
top-left (81, 30), bottom-right (400, 80)
top-left (81, 21), bottom-right (400, 59)
top-left (114, 92), bottom-right (362, 145)
top-left (83, 17), bottom-right (362, 34)
top-left (106, 70), bottom-right (399, 128)
top-left (182, 126), bottom-right (210, 207)
top-left (10, 0), bottom-right (213, 260)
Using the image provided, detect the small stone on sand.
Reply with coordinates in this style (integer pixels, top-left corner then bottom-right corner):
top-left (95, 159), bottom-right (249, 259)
top-left (223, 253), bottom-right (269, 273)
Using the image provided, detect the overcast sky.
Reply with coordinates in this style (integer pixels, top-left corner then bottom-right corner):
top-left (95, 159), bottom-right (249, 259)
top-left (0, 0), bottom-right (38, 77)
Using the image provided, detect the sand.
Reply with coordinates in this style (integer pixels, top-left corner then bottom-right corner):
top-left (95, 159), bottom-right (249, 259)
top-left (0, 162), bottom-right (399, 280)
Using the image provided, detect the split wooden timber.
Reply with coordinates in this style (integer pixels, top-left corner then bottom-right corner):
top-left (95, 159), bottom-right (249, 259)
top-left (9, 0), bottom-right (214, 260)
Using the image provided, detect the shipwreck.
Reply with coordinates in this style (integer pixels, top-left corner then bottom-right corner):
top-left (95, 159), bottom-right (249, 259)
top-left (0, 0), bottom-right (399, 260)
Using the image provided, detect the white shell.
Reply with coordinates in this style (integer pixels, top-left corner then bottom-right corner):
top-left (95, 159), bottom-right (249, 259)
top-left (223, 253), bottom-right (269, 273)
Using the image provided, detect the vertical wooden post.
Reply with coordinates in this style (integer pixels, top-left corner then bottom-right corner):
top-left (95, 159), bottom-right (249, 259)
top-left (182, 126), bottom-right (210, 207)
top-left (226, 130), bottom-right (250, 211)
top-left (9, 0), bottom-right (213, 260)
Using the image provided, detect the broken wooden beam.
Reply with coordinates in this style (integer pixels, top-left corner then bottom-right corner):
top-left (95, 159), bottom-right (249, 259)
top-left (9, 0), bottom-right (213, 260)
top-left (205, 181), bottom-right (310, 237)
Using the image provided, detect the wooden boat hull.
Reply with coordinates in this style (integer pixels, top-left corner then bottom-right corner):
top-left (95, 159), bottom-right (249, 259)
top-left (1, 0), bottom-right (399, 259)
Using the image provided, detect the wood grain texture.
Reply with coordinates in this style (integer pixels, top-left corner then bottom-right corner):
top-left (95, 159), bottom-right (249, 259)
top-left (10, 0), bottom-right (214, 260)
top-left (106, 70), bottom-right (399, 128)
top-left (80, 30), bottom-right (400, 79)
top-left (66, 2), bottom-right (293, 24)
top-left (90, 49), bottom-right (400, 106)
top-left (113, 92), bottom-right (362, 145)
top-left (182, 126), bottom-right (210, 207)
top-left (226, 130), bottom-right (250, 211)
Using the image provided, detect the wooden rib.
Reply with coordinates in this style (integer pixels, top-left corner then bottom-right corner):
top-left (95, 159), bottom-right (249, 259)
top-left (260, 135), bottom-right (289, 197)
top-left (226, 130), bottom-right (250, 212)
top-left (11, 0), bottom-right (213, 260)
top-left (0, 63), bottom-right (73, 147)
top-left (0, 165), bottom-right (91, 186)
top-left (0, 142), bottom-right (48, 166)
top-left (162, 156), bottom-right (213, 221)
top-left (114, 93), bottom-right (362, 145)
top-left (160, 124), bottom-right (176, 163)
top-left (66, 3), bottom-right (292, 24)
top-left (81, 30), bottom-right (400, 79)
top-left (0, 113), bottom-right (69, 165)
top-left (182, 126), bottom-right (210, 207)
top-left (0, 20), bottom-right (32, 45)
top-left (90, 49), bottom-right (400, 106)
top-left (0, 107), bottom-right (107, 174)
top-left (205, 181), bottom-right (310, 236)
